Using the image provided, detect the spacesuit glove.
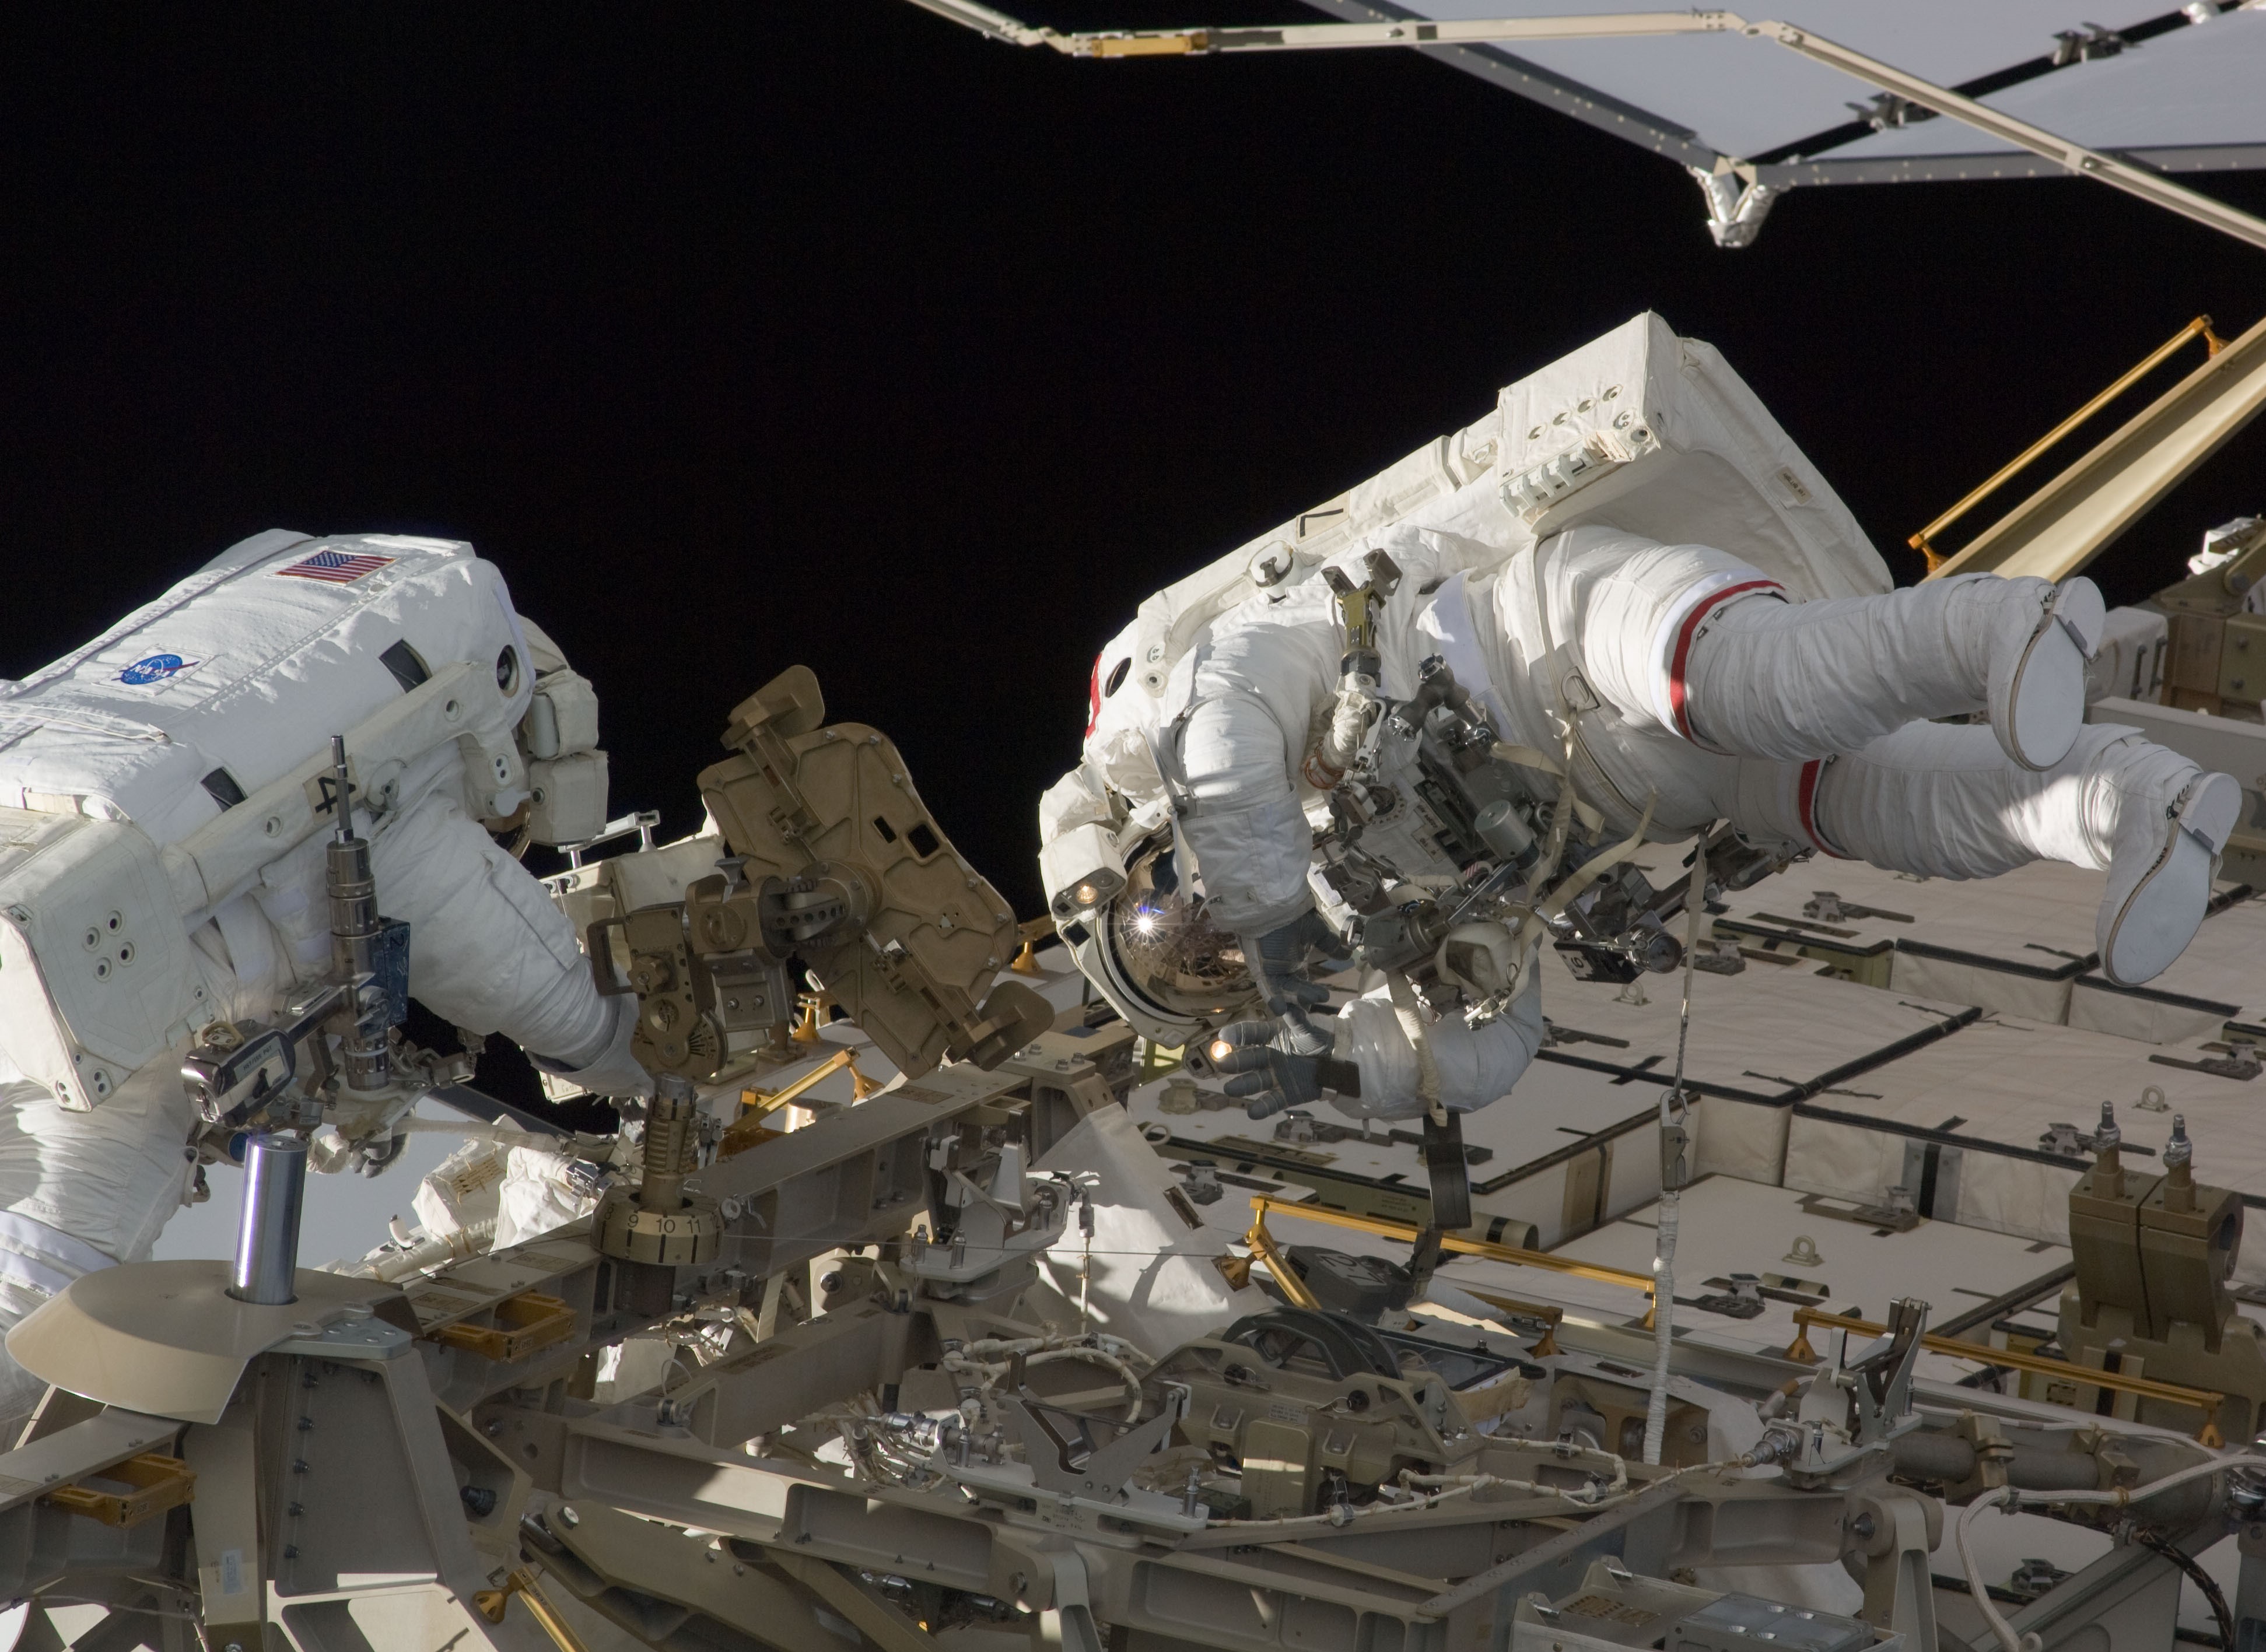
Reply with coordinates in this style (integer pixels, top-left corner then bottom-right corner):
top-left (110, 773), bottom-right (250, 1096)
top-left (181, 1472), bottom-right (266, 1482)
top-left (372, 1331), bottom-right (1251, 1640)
top-left (1211, 1019), bottom-right (1362, 1121)
top-left (527, 994), bottom-right (654, 1100)
top-left (1238, 910), bottom-right (1346, 1057)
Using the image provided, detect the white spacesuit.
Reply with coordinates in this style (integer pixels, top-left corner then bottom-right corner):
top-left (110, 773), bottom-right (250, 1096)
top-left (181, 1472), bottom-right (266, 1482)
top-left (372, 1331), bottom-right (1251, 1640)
top-left (0, 529), bottom-right (644, 1421)
top-left (1044, 518), bottom-right (2237, 1124)
top-left (1041, 314), bottom-right (2248, 1125)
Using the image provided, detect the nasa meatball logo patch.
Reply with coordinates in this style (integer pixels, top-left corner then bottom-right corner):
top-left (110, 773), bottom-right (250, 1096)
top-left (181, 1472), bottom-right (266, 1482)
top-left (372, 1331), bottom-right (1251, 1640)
top-left (118, 653), bottom-right (201, 686)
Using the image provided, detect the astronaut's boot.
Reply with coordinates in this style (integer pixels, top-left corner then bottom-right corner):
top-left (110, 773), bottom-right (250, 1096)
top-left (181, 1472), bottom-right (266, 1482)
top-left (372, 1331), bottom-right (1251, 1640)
top-left (1990, 577), bottom-right (2104, 773)
top-left (2096, 755), bottom-right (2240, 987)
top-left (1684, 573), bottom-right (2103, 769)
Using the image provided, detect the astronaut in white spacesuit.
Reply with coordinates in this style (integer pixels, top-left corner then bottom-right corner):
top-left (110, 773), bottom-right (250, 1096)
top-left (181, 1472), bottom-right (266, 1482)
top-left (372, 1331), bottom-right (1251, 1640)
top-left (1043, 522), bottom-right (2239, 1125)
top-left (0, 529), bottom-right (643, 1422)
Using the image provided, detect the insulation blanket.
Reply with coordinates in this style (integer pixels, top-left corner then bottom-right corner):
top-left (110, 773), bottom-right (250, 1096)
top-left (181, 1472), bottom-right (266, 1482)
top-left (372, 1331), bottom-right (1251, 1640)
top-left (1535, 959), bottom-right (1973, 1102)
top-left (1784, 1014), bottom-right (2266, 1284)
top-left (1033, 1103), bottom-right (1274, 1353)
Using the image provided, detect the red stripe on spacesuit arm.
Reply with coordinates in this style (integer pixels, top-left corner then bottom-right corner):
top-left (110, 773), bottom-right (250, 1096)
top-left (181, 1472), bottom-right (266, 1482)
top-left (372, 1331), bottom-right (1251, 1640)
top-left (1666, 578), bottom-right (1782, 745)
top-left (1796, 757), bottom-right (1850, 858)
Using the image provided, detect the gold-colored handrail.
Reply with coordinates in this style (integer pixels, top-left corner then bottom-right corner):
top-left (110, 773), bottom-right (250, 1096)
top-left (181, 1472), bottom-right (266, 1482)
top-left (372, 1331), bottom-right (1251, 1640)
top-left (1007, 914), bottom-right (1060, 975)
top-left (1912, 315), bottom-right (2225, 573)
top-left (476, 1565), bottom-right (591, 1651)
top-left (1244, 1195), bottom-right (1657, 1295)
top-left (1244, 1199), bottom-right (2226, 1444)
top-left (1785, 1306), bottom-right (2225, 1446)
top-left (1242, 1211), bottom-right (1322, 1310)
top-left (719, 1047), bottom-right (874, 1158)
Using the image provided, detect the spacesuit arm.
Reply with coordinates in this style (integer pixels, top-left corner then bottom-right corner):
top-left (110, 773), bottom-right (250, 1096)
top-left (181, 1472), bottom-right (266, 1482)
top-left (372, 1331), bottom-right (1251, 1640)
top-left (1326, 971), bottom-right (1544, 1121)
top-left (1169, 622), bottom-right (1338, 936)
top-left (1173, 696), bottom-right (1318, 936)
top-left (369, 788), bottom-right (652, 1097)
top-left (1039, 762), bottom-right (1116, 847)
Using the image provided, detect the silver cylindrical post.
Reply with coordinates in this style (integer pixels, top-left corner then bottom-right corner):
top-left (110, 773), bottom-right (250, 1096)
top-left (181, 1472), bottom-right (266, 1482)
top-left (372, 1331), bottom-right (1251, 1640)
top-left (327, 733), bottom-right (390, 1094)
top-left (230, 1134), bottom-right (307, 1304)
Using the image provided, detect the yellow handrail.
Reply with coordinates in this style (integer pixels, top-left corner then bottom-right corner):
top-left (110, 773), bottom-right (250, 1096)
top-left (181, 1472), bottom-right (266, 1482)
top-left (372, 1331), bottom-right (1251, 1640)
top-left (1242, 1212), bottom-right (1322, 1310)
top-left (475, 1566), bottom-right (591, 1651)
top-left (719, 1047), bottom-right (872, 1158)
top-left (1785, 1306), bottom-right (2225, 1445)
top-left (1912, 315), bottom-right (2224, 573)
top-left (1244, 1199), bottom-right (2226, 1444)
top-left (1244, 1195), bottom-right (1656, 1295)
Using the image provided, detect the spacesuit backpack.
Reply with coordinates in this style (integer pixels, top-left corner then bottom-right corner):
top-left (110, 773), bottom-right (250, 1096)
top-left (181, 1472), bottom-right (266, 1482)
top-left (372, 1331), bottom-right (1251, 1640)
top-left (0, 529), bottom-right (608, 1109)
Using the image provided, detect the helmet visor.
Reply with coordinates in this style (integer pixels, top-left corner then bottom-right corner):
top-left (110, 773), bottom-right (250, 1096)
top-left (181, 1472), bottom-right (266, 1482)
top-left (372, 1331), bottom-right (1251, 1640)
top-left (1106, 844), bottom-right (1254, 1019)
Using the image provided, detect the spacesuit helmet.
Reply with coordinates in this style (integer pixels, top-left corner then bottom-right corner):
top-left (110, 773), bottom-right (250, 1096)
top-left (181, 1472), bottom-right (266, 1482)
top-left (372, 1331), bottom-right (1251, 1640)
top-left (1073, 833), bottom-right (1258, 1047)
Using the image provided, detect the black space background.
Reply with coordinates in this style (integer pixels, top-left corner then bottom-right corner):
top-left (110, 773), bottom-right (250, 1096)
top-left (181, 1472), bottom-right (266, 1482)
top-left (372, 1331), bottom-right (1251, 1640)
top-left (3, 2), bottom-right (2265, 925)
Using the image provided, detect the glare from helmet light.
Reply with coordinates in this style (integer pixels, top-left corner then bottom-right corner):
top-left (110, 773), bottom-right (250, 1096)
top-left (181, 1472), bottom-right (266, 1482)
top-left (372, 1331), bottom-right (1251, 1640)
top-left (1208, 1038), bottom-right (1232, 1064)
top-left (1108, 841), bottom-right (1256, 1013)
top-left (1074, 881), bottom-right (1101, 907)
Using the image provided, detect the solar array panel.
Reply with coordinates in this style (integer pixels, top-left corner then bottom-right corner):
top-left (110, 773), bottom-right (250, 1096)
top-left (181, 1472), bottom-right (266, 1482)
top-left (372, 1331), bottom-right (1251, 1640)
top-left (1299, 1), bottom-right (2266, 188)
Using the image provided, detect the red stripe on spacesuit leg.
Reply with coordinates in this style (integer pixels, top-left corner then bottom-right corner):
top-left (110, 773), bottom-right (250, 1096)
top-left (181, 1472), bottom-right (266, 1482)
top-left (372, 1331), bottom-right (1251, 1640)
top-left (1795, 757), bottom-right (1851, 858)
top-left (1666, 578), bottom-right (1782, 744)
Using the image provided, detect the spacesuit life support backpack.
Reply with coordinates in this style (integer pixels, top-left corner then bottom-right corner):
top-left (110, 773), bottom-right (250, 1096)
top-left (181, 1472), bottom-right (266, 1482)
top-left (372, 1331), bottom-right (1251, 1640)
top-left (1042, 311), bottom-right (1894, 1047)
top-left (0, 529), bottom-right (608, 1110)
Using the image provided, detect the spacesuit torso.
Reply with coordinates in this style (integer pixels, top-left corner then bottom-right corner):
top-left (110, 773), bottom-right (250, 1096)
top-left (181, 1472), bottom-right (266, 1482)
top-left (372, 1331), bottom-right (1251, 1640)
top-left (1141, 524), bottom-right (1800, 936)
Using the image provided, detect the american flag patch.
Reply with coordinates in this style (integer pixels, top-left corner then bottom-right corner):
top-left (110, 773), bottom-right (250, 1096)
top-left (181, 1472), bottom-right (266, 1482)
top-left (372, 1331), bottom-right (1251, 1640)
top-left (275, 549), bottom-right (395, 584)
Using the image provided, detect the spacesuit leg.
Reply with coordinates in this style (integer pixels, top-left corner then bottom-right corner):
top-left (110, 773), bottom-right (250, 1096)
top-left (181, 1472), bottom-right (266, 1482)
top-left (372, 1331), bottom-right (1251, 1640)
top-left (0, 1061), bottom-right (198, 1431)
top-left (1682, 574), bottom-right (2102, 769)
top-left (1549, 534), bottom-right (2103, 771)
top-left (1738, 721), bottom-right (2240, 987)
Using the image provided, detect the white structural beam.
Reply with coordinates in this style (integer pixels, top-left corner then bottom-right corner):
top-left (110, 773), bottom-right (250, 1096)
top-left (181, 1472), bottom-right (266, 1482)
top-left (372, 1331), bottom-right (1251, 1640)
top-left (1754, 20), bottom-right (2266, 254)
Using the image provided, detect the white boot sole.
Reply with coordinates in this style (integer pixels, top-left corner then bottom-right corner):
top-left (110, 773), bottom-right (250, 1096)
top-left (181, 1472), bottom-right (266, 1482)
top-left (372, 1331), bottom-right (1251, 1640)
top-left (1999, 578), bottom-right (2105, 772)
top-left (2099, 770), bottom-right (2242, 987)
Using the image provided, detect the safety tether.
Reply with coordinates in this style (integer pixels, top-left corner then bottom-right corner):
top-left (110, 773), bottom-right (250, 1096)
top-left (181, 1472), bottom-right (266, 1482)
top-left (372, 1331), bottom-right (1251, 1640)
top-left (1641, 836), bottom-right (1708, 1465)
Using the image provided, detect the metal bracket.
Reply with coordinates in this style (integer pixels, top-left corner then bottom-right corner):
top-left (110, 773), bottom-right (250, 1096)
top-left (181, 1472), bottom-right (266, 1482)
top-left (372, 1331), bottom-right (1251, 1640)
top-left (44, 1452), bottom-right (196, 1528)
top-left (1691, 164), bottom-right (1778, 248)
top-left (430, 1292), bottom-right (580, 1364)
